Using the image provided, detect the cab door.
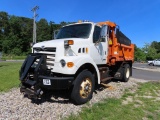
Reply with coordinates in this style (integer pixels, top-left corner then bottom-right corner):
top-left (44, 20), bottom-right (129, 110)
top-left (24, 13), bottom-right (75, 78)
top-left (90, 25), bottom-right (108, 64)
top-left (99, 25), bottom-right (109, 62)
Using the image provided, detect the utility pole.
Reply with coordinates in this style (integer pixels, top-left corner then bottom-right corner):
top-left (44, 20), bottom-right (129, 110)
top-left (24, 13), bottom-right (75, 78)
top-left (31, 6), bottom-right (39, 45)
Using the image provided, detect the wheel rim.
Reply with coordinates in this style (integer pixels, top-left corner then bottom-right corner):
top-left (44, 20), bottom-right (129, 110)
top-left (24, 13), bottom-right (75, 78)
top-left (126, 68), bottom-right (130, 78)
top-left (80, 78), bottom-right (92, 98)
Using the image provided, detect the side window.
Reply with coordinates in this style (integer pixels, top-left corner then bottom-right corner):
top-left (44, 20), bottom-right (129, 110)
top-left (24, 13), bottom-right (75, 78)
top-left (93, 26), bottom-right (101, 43)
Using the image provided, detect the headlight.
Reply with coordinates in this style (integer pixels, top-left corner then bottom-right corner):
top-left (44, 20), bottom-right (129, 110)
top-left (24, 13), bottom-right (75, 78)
top-left (33, 48), bottom-right (40, 53)
top-left (64, 40), bottom-right (76, 56)
top-left (60, 59), bottom-right (66, 67)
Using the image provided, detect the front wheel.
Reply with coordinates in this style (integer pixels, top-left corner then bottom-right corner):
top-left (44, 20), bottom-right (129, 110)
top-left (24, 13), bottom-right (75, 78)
top-left (71, 70), bottom-right (95, 105)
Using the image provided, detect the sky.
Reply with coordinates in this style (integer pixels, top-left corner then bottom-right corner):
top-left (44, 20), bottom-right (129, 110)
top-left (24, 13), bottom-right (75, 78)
top-left (0, 0), bottom-right (160, 48)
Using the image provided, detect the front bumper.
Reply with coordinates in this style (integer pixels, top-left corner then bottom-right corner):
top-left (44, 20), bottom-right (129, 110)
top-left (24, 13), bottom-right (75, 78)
top-left (20, 75), bottom-right (74, 99)
top-left (38, 75), bottom-right (74, 89)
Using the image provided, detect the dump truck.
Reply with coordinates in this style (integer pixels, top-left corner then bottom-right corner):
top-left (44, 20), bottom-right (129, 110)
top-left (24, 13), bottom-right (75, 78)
top-left (19, 21), bottom-right (134, 105)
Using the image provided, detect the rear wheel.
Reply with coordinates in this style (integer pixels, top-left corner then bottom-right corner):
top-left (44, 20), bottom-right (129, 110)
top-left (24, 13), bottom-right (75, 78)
top-left (71, 70), bottom-right (95, 105)
top-left (122, 64), bottom-right (130, 82)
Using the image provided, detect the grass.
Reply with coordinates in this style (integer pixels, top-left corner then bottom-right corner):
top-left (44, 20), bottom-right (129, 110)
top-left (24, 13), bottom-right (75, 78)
top-left (67, 81), bottom-right (160, 120)
top-left (0, 62), bottom-right (22, 92)
top-left (1, 55), bottom-right (26, 60)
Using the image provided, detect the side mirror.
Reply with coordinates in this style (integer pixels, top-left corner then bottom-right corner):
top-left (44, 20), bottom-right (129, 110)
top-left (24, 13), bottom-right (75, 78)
top-left (30, 42), bottom-right (35, 47)
top-left (99, 25), bottom-right (108, 42)
top-left (53, 30), bottom-right (59, 39)
top-left (100, 25), bottom-right (108, 38)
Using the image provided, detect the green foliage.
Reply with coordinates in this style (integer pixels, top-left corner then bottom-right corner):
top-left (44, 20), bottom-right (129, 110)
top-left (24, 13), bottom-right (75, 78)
top-left (37, 18), bottom-right (51, 41)
top-left (151, 41), bottom-right (160, 53)
top-left (0, 11), bottom-right (10, 51)
top-left (0, 62), bottom-right (22, 92)
top-left (142, 42), bottom-right (160, 60)
top-left (134, 45), bottom-right (146, 61)
top-left (0, 14), bottom-right (33, 55)
top-left (2, 55), bottom-right (26, 60)
top-left (135, 41), bottom-right (160, 61)
top-left (150, 41), bottom-right (160, 59)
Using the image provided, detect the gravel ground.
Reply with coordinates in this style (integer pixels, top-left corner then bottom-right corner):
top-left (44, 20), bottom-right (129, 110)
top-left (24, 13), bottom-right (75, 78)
top-left (0, 78), bottom-right (145, 120)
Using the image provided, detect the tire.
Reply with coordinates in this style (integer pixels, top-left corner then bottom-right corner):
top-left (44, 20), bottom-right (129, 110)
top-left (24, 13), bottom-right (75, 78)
top-left (149, 63), bottom-right (154, 66)
top-left (71, 70), bottom-right (95, 105)
top-left (122, 64), bottom-right (130, 82)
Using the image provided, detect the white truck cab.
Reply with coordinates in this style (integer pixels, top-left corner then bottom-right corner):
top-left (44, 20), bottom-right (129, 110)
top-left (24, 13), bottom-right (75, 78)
top-left (32, 22), bottom-right (109, 81)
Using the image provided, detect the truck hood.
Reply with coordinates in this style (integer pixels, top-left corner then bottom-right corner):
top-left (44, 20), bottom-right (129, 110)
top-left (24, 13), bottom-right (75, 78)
top-left (33, 38), bottom-right (88, 48)
top-left (33, 39), bottom-right (64, 48)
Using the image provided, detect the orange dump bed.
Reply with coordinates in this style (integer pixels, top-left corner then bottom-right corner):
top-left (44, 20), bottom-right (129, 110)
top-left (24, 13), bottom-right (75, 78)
top-left (107, 41), bottom-right (134, 65)
top-left (98, 21), bottom-right (134, 65)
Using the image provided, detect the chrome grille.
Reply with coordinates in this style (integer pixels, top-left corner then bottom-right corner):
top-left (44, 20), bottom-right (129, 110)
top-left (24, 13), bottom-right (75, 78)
top-left (34, 47), bottom-right (56, 52)
top-left (33, 47), bottom-right (56, 69)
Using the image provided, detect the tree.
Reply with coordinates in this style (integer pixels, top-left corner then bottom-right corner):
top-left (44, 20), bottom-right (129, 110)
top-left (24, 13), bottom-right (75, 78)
top-left (0, 11), bottom-right (10, 51)
top-left (151, 41), bottom-right (160, 53)
top-left (49, 21), bottom-right (61, 39)
top-left (134, 45), bottom-right (146, 61)
top-left (142, 43), bottom-right (157, 60)
top-left (60, 21), bottom-right (67, 26)
top-left (37, 18), bottom-right (50, 42)
top-left (0, 14), bottom-right (33, 55)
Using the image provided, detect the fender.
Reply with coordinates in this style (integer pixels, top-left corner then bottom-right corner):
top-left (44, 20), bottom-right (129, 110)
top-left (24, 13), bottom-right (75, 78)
top-left (74, 56), bottom-right (101, 84)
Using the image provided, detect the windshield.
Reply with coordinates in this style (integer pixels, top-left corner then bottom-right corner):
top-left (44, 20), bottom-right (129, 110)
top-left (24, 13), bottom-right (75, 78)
top-left (56, 23), bottom-right (92, 39)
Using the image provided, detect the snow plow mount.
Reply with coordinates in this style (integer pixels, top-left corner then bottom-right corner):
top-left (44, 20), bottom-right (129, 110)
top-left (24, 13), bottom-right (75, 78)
top-left (19, 53), bottom-right (47, 99)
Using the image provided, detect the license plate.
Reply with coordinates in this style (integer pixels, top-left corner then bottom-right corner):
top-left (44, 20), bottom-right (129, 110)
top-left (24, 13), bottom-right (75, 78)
top-left (43, 79), bottom-right (51, 85)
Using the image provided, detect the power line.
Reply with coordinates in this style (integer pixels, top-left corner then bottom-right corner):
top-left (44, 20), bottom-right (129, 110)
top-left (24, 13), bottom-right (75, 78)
top-left (31, 6), bottom-right (39, 45)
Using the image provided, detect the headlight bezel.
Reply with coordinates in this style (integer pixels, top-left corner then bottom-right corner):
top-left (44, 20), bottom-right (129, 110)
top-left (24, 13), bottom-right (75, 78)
top-left (60, 59), bottom-right (66, 67)
top-left (64, 40), bottom-right (74, 47)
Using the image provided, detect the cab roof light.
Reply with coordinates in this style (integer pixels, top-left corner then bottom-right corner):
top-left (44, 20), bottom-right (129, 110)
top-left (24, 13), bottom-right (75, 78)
top-left (83, 20), bottom-right (89, 22)
top-left (78, 20), bottom-right (90, 23)
top-left (78, 20), bottom-right (82, 23)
